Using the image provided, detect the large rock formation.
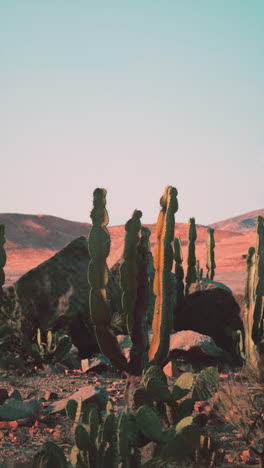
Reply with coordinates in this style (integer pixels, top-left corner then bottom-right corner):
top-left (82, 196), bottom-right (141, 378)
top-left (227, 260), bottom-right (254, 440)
top-left (15, 237), bottom-right (122, 357)
top-left (174, 279), bottom-right (243, 353)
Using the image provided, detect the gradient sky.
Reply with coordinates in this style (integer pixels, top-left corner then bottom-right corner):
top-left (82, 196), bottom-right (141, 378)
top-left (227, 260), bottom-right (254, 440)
top-left (1, 1), bottom-right (263, 226)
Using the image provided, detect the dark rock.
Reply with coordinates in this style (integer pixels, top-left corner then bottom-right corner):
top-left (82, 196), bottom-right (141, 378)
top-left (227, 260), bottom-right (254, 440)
top-left (174, 279), bottom-right (243, 353)
top-left (15, 237), bottom-right (122, 357)
top-left (0, 388), bottom-right (8, 405)
top-left (0, 398), bottom-right (41, 421)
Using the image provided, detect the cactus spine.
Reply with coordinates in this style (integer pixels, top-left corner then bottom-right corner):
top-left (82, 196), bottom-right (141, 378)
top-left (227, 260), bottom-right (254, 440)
top-left (88, 188), bottom-right (127, 371)
top-left (0, 225), bottom-right (6, 305)
top-left (185, 217), bottom-right (197, 294)
top-left (206, 227), bottom-right (216, 280)
top-left (148, 186), bottom-right (178, 364)
top-left (244, 216), bottom-right (264, 374)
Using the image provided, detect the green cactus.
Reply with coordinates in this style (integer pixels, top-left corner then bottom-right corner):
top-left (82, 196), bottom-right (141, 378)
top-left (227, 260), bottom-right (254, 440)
top-left (32, 441), bottom-right (68, 468)
top-left (120, 212), bottom-right (150, 375)
top-left (243, 216), bottom-right (264, 374)
top-left (0, 225), bottom-right (6, 306)
top-left (206, 227), bottom-right (216, 280)
top-left (173, 237), bottom-right (185, 329)
top-left (88, 188), bottom-right (127, 372)
top-left (185, 218), bottom-right (197, 295)
top-left (196, 259), bottom-right (203, 282)
top-left (22, 328), bottom-right (71, 366)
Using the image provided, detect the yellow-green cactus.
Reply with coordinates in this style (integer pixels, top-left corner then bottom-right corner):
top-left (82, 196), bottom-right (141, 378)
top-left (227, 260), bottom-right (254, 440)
top-left (148, 186), bottom-right (178, 364)
top-left (88, 188), bottom-right (127, 371)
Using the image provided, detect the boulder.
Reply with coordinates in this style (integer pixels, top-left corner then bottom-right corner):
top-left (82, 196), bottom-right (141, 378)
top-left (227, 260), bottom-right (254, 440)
top-left (15, 237), bottom-right (122, 357)
top-left (174, 280), bottom-right (243, 352)
top-left (169, 330), bottom-right (224, 358)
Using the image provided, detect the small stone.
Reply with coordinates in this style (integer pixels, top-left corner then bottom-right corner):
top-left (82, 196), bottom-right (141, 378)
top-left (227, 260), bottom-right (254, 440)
top-left (163, 361), bottom-right (181, 377)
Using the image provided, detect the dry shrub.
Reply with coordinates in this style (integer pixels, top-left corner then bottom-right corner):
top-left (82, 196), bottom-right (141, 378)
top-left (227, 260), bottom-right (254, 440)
top-left (214, 369), bottom-right (264, 466)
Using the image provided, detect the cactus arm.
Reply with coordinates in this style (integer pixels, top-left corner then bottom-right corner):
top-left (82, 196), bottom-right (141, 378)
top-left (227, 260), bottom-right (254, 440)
top-left (148, 186), bottom-right (178, 365)
top-left (206, 227), bottom-right (216, 280)
top-left (88, 188), bottom-right (127, 371)
top-left (185, 218), bottom-right (197, 294)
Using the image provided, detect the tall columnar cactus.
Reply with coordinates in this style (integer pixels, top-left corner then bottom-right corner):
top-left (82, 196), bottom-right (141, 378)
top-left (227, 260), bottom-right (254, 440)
top-left (252, 216), bottom-right (264, 348)
top-left (206, 227), bottom-right (216, 280)
top-left (120, 211), bottom-right (150, 374)
top-left (173, 237), bottom-right (185, 330)
top-left (0, 225), bottom-right (6, 305)
top-left (243, 216), bottom-right (264, 374)
top-left (148, 186), bottom-right (178, 364)
top-left (185, 217), bottom-right (197, 294)
top-left (88, 188), bottom-right (127, 371)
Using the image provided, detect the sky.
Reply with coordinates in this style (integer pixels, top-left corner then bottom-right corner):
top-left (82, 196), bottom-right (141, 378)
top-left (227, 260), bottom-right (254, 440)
top-left (0, 1), bottom-right (263, 226)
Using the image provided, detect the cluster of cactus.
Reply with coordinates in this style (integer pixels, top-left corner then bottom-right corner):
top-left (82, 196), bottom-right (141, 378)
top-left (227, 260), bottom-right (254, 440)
top-left (66, 399), bottom-right (140, 468)
top-left (22, 328), bottom-right (72, 366)
top-left (88, 186), bottom-right (178, 374)
top-left (243, 215), bottom-right (264, 374)
top-left (0, 225), bottom-right (6, 306)
top-left (194, 434), bottom-right (225, 467)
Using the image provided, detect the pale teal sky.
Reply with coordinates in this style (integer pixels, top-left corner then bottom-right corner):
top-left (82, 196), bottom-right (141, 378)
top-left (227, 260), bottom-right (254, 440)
top-left (0, 1), bottom-right (263, 226)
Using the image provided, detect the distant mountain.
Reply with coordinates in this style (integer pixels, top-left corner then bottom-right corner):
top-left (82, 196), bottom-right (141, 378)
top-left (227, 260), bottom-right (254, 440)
top-left (0, 211), bottom-right (260, 292)
top-left (209, 209), bottom-right (264, 234)
top-left (0, 213), bottom-right (91, 250)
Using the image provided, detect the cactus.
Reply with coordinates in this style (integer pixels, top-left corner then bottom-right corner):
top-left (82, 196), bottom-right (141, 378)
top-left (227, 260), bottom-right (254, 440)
top-left (148, 186), bottom-right (178, 364)
top-left (120, 212), bottom-right (150, 375)
top-left (185, 218), bottom-right (197, 294)
top-left (196, 259), bottom-right (203, 282)
top-left (88, 188), bottom-right (127, 371)
top-left (243, 216), bottom-right (264, 374)
top-left (206, 227), bottom-right (216, 280)
top-left (68, 401), bottom-right (140, 468)
top-left (88, 186), bottom-right (178, 375)
top-left (22, 328), bottom-right (71, 366)
top-left (32, 441), bottom-right (68, 468)
top-left (0, 225), bottom-right (6, 305)
top-left (173, 237), bottom-right (185, 329)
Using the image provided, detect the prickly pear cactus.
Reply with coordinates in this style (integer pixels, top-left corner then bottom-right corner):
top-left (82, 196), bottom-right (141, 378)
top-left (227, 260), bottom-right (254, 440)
top-left (206, 227), bottom-right (216, 280)
top-left (0, 225), bottom-right (6, 305)
top-left (148, 186), bottom-right (178, 365)
top-left (185, 218), bottom-right (197, 294)
top-left (88, 188), bottom-right (127, 371)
